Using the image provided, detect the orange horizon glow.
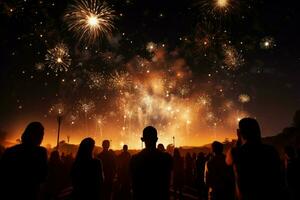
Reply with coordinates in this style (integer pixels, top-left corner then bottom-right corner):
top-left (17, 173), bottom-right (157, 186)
top-left (4, 122), bottom-right (237, 150)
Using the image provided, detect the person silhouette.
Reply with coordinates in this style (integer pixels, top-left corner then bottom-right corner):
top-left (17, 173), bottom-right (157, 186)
top-left (71, 137), bottom-right (103, 200)
top-left (284, 146), bottom-right (300, 200)
top-left (116, 144), bottom-right (131, 200)
top-left (130, 126), bottom-right (173, 200)
top-left (157, 143), bottom-right (166, 152)
top-left (185, 152), bottom-right (194, 186)
top-left (292, 109), bottom-right (300, 129)
top-left (196, 152), bottom-right (207, 200)
top-left (0, 122), bottom-right (48, 200)
top-left (172, 148), bottom-right (184, 199)
top-left (97, 140), bottom-right (117, 200)
top-left (43, 150), bottom-right (64, 200)
top-left (234, 118), bottom-right (283, 200)
top-left (205, 141), bottom-right (235, 200)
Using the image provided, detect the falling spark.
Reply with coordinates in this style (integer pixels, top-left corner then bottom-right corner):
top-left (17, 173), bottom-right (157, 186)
top-left (64, 0), bottom-right (116, 44)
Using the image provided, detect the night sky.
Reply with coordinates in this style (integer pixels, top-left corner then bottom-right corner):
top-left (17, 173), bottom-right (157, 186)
top-left (0, 0), bottom-right (299, 148)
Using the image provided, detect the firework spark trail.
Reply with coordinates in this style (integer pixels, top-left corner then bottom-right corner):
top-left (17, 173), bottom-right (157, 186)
top-left (94, 114), bottom-right (106, 140)
top-left (78, 99), bottom-right (95, 134)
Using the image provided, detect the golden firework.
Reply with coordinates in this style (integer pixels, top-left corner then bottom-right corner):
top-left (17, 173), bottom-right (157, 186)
top-left (223, 45), bottom-right (244, 70)
top-left (45, 43), bottom-right (71, 72)
top-left (238, 94), bottom-right (251, 103)
top-left (64, 0), bottom-right (116, 44)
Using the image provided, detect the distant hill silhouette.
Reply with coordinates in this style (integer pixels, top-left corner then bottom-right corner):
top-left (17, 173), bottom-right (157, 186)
top-left (263, 127), bottom-right (300, 155)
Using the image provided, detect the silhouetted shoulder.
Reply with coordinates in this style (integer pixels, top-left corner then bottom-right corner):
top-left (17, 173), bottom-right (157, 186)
top-left (131, 149), bottom-right (172, 164)
top-left (261, 143), bottom-right (278, 154)
top-left (2, 144), bottom-right (47, 161)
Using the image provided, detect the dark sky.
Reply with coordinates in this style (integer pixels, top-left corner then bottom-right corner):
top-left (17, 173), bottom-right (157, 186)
top-left (0, 0), bottom-right (300, 145)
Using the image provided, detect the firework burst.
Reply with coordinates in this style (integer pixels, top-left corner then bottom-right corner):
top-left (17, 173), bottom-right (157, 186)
top-left (109, 71), bottom-right (132, 89)
top-left (64, 0), bottom-right (116, 44)
top-left (45, 43), bottom-right (71, 72)
top-left (146, 42), bottom-right (157, 53)
top-left (197, 94), bottom-right (212, 107)
top-left (238, 93), bottom-right (251, 103)
top-left (87, 71), bottom-right (105, 89)
top-left (48, 103), bottom-right (65, 116)
top-left (223, 45), bottom-right (244, 70)
top-left (196, 0), bottom-right (236, 17)
top-left (78, 99), bottom-right (95, 114)
top-left (260, 37), bottom-right (276, 49)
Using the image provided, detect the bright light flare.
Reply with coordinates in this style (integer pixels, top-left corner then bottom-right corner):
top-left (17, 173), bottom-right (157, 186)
top-left (260, 37), bottom-right (275, 50)
top-left (215, 0), bottom-right (229, 8)
top-left (87, 14), bottom-right (99, 27)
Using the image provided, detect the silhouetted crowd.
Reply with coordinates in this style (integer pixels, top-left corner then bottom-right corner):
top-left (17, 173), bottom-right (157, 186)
top-left (0, 116), bottom-right (300, 200)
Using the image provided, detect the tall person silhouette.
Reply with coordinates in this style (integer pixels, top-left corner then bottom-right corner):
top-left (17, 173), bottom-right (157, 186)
top-left (97, 140), bottom-right (116, 200)
top-left (71, 137), bottom-right (103, 200)
top-left (234, 118), bottom-right (283, 200)
top-left (116, 144), bottom-right (131, 200)
top-left (205, 141), bottom-right (235, 200)
top-left (0, 122), bottom-right (48, 200)
top-left (130, 126), bottom-right (173, 200)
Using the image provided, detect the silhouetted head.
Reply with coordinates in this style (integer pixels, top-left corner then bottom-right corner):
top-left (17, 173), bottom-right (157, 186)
top-left (21, 122), bottom-right (44, 146)
top-left (76, 137), bottom-right (95, 162)
top-left (123, 144), bottom-right (128, 152)
top-left (293, 110), bottom-right (300, 128)
top-left (102, 140), bottom-right (110, 151)
top-left (284, 146), bottom-right (296, 160)
top-left (141, 126), bottom-right (158, 149)
top-left (157, 143), bottom-right (165, 152)
top-left (238, 118), bottom-right (261, 144)
top-left (212, 141), bottom-right (223, 155)
top-left (173, 148), bottom-right (181, 158)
